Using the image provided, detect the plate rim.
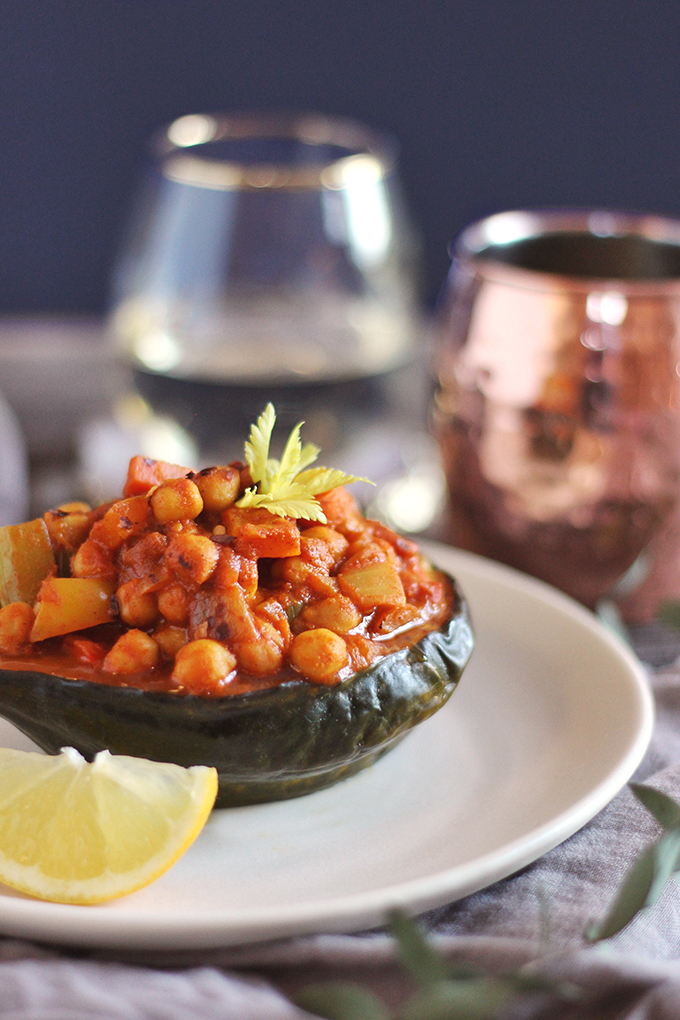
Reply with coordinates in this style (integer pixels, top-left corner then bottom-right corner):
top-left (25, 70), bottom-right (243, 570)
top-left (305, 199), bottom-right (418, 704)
top-left (0, 545), bottom-right (655, 949)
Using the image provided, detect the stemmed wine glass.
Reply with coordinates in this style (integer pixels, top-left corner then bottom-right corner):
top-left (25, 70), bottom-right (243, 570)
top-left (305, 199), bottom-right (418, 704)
top-left (431, 209), bottom-right (680, 617)
top-left (109, 112), bottom-right (422, 463)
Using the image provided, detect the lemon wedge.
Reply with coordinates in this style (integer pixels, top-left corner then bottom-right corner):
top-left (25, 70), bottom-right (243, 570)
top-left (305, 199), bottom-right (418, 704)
top-left (0, 746), bottom-right (218, 904)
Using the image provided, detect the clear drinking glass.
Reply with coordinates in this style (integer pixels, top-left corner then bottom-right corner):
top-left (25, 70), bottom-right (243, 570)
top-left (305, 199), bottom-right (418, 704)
top-left (432, 210), bottom-right (680, 615)
top-left (110, 112), bottom-right (421, 461)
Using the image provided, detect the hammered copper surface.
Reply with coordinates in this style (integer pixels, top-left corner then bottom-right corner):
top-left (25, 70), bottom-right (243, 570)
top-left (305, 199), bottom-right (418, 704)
top-left (433, 211), bottom-right (680, 613)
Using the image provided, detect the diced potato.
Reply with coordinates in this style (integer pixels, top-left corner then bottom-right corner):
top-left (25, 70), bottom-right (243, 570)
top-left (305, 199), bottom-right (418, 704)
top-left (337, 561), bottom-right (406, 611)
top-left (370, 604), bottom-right (421, 635)
top-left (222, 507), bottom-right (301, 559)
top-left (210, 583), bottom-right (284, 675)
top-left (0, 518), bottom-right (56, 608)
top-left (30, 577), bottom-right (116, 642)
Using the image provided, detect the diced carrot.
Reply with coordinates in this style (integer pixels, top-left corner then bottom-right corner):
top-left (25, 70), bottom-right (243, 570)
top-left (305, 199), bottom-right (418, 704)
top-left (90, 496), bottom-right (151, 550)
top-left (62, 635), bottom-right (107, 665)
top-left (315, 487), bottom-right (360, 525)
top-left (122, 456), bottom-right (192, 497)
top-left (222, 507), bottom-right (301, 559)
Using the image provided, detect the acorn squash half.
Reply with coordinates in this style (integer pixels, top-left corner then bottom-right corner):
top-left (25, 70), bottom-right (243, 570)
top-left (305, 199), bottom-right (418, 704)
top-left (0, 575), bottom-right (473, 807)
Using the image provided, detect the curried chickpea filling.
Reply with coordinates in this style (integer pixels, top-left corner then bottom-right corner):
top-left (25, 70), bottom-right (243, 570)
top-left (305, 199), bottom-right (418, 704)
top-left (0, 456), bottom-right (453, 697)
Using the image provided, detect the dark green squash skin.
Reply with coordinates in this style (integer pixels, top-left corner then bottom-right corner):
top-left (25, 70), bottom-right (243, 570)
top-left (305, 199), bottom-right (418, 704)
top-left (0, 575), bottom-right (473, 806)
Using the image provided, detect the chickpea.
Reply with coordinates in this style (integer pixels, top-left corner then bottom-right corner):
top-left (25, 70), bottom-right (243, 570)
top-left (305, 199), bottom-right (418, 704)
top-left (298, 595), bottom-right (361, 635)
top-left (270, 555), bottom-right (337, 597)
top-left (193, 466), bottom-right (240, 513)
top-left (71, 538), bottom-right (116, 580)
top-left (165, 533), bottom-right (219, 586)
top-left (0, 602), bottom-right (35, 653)
top-left (57, 501), bottom-right (92, 513)
top-left (157, 582), bottom-right (191, 625)
top-left (115, 579), bottom-right (159, 629)
top-left (44, 507), bottom-right (93, 553)
top-left (102, 630), bottom-right (160, 674)
top-left (152, 622), bottom-right (188, 659)
top-left (163, 519), bottom-right (199, 536)
top-left (171, 639), bottom-right (237, 694)
top-left (234, 619), bottom-right (285, 676)
top-left (150, 478), bottom-right (203, 523)
top-left (290, 628), bottom-right (349, 684)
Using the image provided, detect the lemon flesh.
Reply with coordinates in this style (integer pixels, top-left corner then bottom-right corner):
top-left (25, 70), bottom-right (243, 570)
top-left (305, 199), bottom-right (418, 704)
top-left (0, 746), bottom-right (218, 904)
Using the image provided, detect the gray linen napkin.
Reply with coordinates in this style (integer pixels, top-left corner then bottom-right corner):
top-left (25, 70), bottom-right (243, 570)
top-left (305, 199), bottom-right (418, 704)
top-left (3, 632), bottom-right (680, 1018)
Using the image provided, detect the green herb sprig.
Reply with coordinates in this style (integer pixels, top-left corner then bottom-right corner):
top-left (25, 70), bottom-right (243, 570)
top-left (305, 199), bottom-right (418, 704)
top-left (294, 910), bottom-right (581, 1020)
top-left (587, 782), bottom-right (680, 942)
top-left (236, 403), bottom-right (371, 522)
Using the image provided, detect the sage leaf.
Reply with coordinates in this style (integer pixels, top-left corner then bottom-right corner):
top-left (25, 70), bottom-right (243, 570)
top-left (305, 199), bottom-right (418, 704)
top-left (587, 783), bottom-right (680, 942)
top-left (294, 981), bottom-right (390, 1020)
top-left (587, 829), bottom-right (680, 942)
top-left (657, 599), bottom-right (680, 631)
top-left (647, 828), bottom-right (680, 901)
top-left (586, 843), bottom-right (657, 941)
top-left (399, 978), bottom-right (512, 1020)
top-left (389, 910), bottom-right (449, 988)
top-left (506, 972), bottom-right (582, 1002)
top-left (630, 782), bottom-right (680, 830)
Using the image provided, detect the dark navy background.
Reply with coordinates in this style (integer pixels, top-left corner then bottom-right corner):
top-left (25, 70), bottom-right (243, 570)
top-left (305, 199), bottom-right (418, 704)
top-left (0, 0), bottom-right (677, 312)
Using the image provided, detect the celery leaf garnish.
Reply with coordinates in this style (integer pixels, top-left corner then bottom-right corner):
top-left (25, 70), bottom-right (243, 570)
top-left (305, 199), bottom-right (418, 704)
top-left (237, 403), bottom-right (371, 522)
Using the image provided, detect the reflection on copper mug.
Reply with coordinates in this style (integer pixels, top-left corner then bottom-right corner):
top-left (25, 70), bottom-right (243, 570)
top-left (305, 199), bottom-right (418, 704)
top-left (432, 210), bottom-right (680, 613)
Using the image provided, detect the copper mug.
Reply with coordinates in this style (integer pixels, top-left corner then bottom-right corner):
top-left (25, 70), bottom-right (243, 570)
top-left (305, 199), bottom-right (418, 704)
top-left (432, 210), bottom-right (680, 616)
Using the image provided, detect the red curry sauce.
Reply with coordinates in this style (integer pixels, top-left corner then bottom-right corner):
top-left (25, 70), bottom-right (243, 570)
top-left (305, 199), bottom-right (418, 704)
top-left (0, 457), bottom-right (452, 696)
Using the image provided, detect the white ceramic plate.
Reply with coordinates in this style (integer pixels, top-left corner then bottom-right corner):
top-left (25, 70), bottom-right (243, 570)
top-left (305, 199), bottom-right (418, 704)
top-left (0, 545), bottom-right (653, 950)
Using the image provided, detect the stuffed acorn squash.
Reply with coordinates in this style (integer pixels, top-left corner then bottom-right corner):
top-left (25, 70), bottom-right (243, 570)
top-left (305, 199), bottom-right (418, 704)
top-left (0, 406), bottom-right (473, 805)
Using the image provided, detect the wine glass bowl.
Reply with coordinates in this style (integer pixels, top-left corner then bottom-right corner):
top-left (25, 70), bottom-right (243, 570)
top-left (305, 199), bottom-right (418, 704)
top-left (110, 112), bottom-right (421, 459)
top-left (432, 210), bottom-right (680, 610)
